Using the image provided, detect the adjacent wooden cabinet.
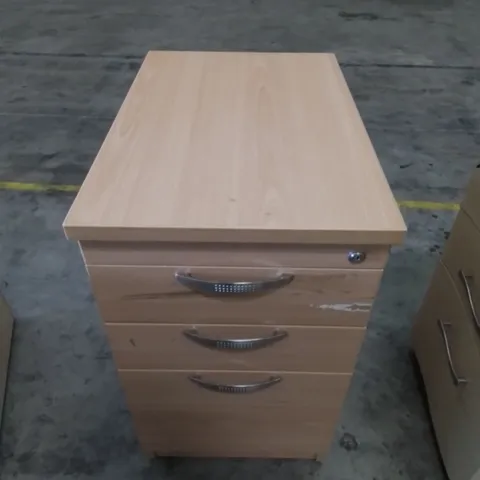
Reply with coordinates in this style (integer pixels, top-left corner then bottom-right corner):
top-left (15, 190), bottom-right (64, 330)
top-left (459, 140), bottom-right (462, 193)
top-left (413, 167), bottom-right (480, 480)
top-left (463, 168), bottom-right (480, 231)
top-left (0, 295), bottom-right (13, 427)
top-left (63, 51), bottom-right (405, 459)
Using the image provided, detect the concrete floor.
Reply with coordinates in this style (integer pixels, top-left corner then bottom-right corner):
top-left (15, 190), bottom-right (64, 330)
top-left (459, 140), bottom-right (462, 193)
top-left (1, 0), bottom-right (480, 478)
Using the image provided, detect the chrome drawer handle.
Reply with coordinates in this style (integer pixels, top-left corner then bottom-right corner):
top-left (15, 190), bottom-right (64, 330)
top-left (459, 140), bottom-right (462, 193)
top-left (459, 270), bottom-right (480, 331)
top-left (183, 328), bottom-right (288, 351)
top-left (175, 272), bottom-right (294, 296)
top-left (437, 320), bottom-right (467, 386)
top-left (189, 375), bottom-right (282, 394)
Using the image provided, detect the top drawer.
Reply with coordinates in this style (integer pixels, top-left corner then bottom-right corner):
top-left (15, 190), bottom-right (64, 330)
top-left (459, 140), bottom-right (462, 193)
top-left (462, 168), bottom-right (480, 231)
top-left (88, 265), bottom-right (382, 327)
top-left (442, 210), bottom-right (480, 348)
top-left (80, 242), bottom-right (389, 270)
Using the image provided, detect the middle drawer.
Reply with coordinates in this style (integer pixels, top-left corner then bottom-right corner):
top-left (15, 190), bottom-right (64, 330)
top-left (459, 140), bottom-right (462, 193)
top-left (105, 323), bottom-right (365, 373)
top-left (89, 265), bottom-right (382, 327)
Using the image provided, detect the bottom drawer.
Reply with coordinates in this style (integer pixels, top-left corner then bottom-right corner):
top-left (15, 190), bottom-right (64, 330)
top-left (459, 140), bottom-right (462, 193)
top-left (118, 370), bottom-right (351, 459)
top-left (413, 262), bottom-right (480, 480)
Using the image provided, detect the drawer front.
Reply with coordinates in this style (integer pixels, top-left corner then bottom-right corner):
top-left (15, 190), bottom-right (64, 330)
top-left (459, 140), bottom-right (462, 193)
top-left (442, 210), bottom-right (480, 344)
top-left (89, 266), bottom-right (383, 327)
top-left (462, 168), bottom-right (480, 232)
top-left (118, 370), bottom-right (351, 459)
top-left (105, 323), bottom-right (365, 373)
top-left (413, 263), bottom-right (480, 480)
top-left (81, 241), bottom-right (389, 269)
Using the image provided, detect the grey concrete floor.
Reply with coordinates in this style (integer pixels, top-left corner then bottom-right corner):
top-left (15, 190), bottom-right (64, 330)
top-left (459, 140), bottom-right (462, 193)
top-left (1, 0), bottom-right (480, 479)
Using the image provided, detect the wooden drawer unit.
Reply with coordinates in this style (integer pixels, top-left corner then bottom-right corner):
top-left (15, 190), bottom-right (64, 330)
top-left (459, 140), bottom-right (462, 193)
top-left (89, 266), bottom-right (383, 327)
top-left (0, 295), bottom-right (14, 426)
top-left (118, 370), bottom-right (352, 459)
top-left (413, 262), bottom-right (480, 480)
top-left (413, 167), bottom-right (480, 480)
top-left (63, 51), bottom-right (405, 459)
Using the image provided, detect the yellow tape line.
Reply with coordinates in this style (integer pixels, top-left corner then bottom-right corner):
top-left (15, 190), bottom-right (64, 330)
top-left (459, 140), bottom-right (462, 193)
top-left (397, 200), bottom-right (460, 211)
top-left (0, 181), bottom-right (461, 211)
top-left (0, 181), bottom-right (79, 193)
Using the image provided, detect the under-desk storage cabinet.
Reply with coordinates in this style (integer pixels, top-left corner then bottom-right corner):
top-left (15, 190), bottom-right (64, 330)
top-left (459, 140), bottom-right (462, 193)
top-left (413, 166), bottom-right (480, 480)
top-left (63, 51), bottom-right (406, 459)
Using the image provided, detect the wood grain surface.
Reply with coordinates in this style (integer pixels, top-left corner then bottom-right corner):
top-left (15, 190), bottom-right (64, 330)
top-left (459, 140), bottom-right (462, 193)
top-left (89, 265), bottom-right (382, 327)
top-left (63, 51), bottom-right (405, 245)
top-left (413, 262), bottom-right (480, 480)
top-left (105, 323), bottom-right (365, 373)
top-left (442, 210), bottom-right (480, 352)
top-left (81, 241), bottom-right (389, 269)
top-left (118, 370), bottom-right (351, 459)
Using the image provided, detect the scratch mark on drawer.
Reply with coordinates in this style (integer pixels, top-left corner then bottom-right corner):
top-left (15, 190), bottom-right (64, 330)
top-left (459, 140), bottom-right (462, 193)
top-left (122, 291), bottom-right (196, 300)
top-left (309, 303), bottom-right (371, 312)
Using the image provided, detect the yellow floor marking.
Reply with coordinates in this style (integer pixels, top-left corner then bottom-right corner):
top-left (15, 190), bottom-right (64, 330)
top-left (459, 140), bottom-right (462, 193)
top-left (397, 200), bottom-right (460, 211)
top-left (0, 181), bottom-right (461, 211)
top-left (0, 181), bottom-right (79, 193)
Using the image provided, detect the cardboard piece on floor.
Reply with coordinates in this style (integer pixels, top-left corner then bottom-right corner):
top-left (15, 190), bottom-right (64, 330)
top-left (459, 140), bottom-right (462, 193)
top-left (0, 294), bottom-right (13, 427)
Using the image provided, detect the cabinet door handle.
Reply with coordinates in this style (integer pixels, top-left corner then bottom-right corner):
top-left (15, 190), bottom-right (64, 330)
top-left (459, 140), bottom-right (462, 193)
top-left (183, 328), bottom-right (288, 351)
top-left (459, 270), bottom-right (480, 331)
top-left (188, 375), bottom-right (282, 393)
top-left (175, 272), bottom-right (294, 296)
top-left (437, 320), bottom-right (467, 386)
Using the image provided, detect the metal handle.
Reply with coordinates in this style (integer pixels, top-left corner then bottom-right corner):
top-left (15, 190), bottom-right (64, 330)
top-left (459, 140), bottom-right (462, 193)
top-left (459, 270), bottom-right (480, 331)
top-left (437, 320), bottom-right (467, 386)
top-left (183, 328), bottom-right (288, 351)
top-left (348, 251), bottom-right (366, 264)
top-left (188, 375), bottom-right (282, 394)
top-left (175, 272), bottom-right (294, 296)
